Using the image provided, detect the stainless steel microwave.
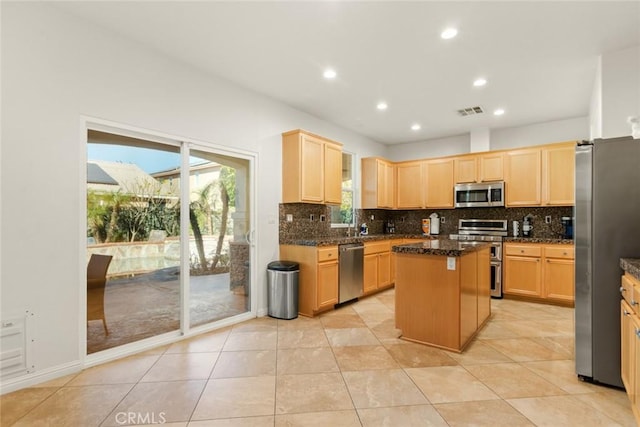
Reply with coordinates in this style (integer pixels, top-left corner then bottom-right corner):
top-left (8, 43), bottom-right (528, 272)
top-left (454, 181), bottom-right (505, 208)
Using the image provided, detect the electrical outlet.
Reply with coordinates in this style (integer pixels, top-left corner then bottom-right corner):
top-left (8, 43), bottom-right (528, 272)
top-left (370, 215), bottom-right (374, 221)
top-left (545, 215), bottom-right (551, 224)
top-left (310, 214), bottom-right (315, 221)
top-left (286, 214), bottom-right (293, 222)
top-left (320, 214), bottom-right (326, 222)
top-left (440, 217), bottom-right (445, 223)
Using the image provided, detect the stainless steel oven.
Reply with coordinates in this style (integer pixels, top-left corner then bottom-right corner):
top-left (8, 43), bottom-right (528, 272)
top-left (450, 219), bottom-right (507, 298)
top-left (490, 261), bottom-right (502, 298)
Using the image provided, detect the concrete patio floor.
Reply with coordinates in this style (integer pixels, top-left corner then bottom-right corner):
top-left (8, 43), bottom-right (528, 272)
top-left (87, 268), bottom-right (248, 354)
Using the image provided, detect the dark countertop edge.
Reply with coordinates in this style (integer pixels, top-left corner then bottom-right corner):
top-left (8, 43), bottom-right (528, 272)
top-left (392, 240), bottom-right (492, 257)
top-left (504, 237), bottom-right (574, 244)
top-left (280, 234), bottom-right (436, 247)
top-left (621, 258), bottom-right (640, 281)
top-left (282, 235), bottom-right (574, 247)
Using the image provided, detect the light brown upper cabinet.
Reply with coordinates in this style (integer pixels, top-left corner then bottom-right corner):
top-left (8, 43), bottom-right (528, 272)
top-left (454, 155), bottom-right (478, 184)
top-left (396, 161), bottom-right (424, 209)
top-left (424, 158), bottom-right (454, 208)
top-left (505, 148), bottom-right (542, 206)
top-left (479, 152), bottom-right (504, 182)
top-left (505, 142), bottom-right (575, 207)
top-left (282, 129), bottom-right (343, 205)
top-left (362, 157), bottom-right (395, 209)
top-left (542, 142), bottom-right (575, 206)
top-left (454, 152), bottom-right (504, 184)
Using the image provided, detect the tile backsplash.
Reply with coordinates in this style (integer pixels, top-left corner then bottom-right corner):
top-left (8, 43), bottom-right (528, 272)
top-left (279, 203), bottom-right (573, 242)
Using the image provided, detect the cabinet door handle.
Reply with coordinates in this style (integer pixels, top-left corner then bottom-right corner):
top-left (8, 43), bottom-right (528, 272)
top-left (621, 286), bottom-right (627, 293)
top-left (546, 259), bottom-right (550, 263)
top-left (635, 328), bottom-right (640, 339)
top-left (624, 310), bottom-right (631, 316)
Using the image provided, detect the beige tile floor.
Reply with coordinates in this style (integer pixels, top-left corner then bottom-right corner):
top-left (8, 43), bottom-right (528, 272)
top-left (1, 289), bottom-right (636, 426)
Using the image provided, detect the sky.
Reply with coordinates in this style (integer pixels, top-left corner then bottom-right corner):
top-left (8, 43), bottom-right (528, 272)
top-left (87, 144), bottom-right (202, 174)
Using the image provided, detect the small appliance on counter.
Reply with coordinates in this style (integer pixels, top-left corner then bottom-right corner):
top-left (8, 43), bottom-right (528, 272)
top-left (421, 218), bottom-right (430, 235)
top-left (512, 220), bottom-right (520, 237)
top-left (561, 216), bottom-right (573, 239)
top-left (429, 213), bottom-right (440, 235)
top-left (522, 215), bottom-right (533, 237)
top-left (360, 223), bottom-right (369, 235)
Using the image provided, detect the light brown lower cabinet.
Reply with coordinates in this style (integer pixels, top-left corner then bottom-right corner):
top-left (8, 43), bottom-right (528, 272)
top-left (279, 245), bottom-right (338, 317)
top-left (363, 241), bottom-right (392, 295)
top-left (389, 239), bottom-right (404, 285)
top-left (620, 272), bottom-right (640, 425)
top-left (503, 242), bottom-right (574, 304)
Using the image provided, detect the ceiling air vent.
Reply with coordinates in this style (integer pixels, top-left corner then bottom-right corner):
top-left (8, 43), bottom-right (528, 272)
top-left (457, 106), bottom-right (484, 116)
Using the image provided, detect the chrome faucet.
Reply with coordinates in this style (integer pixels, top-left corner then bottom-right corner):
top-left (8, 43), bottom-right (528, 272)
top-left (353, 211), bottom-right (359, 236)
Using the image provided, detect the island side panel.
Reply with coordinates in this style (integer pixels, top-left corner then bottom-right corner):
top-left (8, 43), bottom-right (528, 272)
top-left (395, 253), bottom-right (461, 350)
top-left (460, 251), bottom-right (478, 347)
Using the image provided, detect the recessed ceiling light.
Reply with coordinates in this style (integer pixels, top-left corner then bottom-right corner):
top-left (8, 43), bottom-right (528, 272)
top-left (323, 69), bottom-right (337, 79)
top-left (377, 102), bottom-right (388, 111)
top-left (494, 108), bottom-right (505, 116)
top-left (473, 78), bottom-right (487, 87)
top-left (440, 28), bottom-right (458, 40)
top-left (411, 124), bottom-right (421, 131)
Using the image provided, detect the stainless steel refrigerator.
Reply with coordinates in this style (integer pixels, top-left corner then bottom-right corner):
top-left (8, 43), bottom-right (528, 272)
top-left (575, 136), bottom-right (640, 388)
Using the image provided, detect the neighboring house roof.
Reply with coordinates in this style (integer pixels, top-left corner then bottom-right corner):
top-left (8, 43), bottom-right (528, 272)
top-left (87, 160), bottom-right (178, 198)
top-left (87, 163), bottom-right (118, 185)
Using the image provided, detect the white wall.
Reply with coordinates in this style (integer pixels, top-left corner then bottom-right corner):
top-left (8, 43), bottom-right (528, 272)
top-left (490, 116), bottom-right (589, 150)
top-left (0, 2), bottom-right (385, 388)
top-left (387, 116), bottom-right (588, 162)
top-left (589, 57), bottom-right (603, 139)
top-left (600, 45), bottom-right (640, 138)
top-left (386, 134), bottom-right (470, 161)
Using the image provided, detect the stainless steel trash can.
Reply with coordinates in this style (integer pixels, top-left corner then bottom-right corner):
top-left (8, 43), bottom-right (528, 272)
top-left (267, 261), bottom-right (299, 319)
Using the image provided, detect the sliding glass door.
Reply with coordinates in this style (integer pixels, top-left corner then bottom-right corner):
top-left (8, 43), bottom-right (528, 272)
top-left (86, 129), bottom-right (253, 354)
top-left (183, 148), bottom-right (251, 328)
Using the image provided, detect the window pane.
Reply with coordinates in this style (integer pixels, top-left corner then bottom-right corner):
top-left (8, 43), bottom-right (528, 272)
top-left (188, 149), bottom-right (251, 327)
top-left (87, 132), bottom-right (180, 354)
top-left (331, 152), bottom-right (354, 225)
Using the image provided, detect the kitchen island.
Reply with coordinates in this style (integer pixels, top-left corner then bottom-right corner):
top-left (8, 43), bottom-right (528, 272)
top-left (393, 239), bottom-right (491, 352)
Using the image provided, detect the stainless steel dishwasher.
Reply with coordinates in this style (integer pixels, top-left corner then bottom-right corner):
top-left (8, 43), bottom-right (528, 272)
top-left (338, 243), bottom-right (364, 303)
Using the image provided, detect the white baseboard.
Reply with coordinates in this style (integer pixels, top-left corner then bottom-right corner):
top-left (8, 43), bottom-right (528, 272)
top-left (0, 360), bottom-right (82, 395)
top-left (2, 310), bottom-right (260, 394)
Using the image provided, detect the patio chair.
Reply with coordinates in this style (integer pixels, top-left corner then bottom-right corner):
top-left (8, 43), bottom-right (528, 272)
top-left (87, 254), bottom-right (113, 335)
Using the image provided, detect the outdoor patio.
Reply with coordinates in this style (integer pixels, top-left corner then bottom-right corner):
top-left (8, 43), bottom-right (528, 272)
top-left (87, 268), bottom-right (248, 354)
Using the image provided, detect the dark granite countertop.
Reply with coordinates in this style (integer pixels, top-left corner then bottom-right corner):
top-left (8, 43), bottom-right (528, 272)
top-left (621, 258), bottom-right (640, 281)
top-left (280, 234), bottom-right (436, 247)
top-left (392, 239), bottom-right (491, 257)
top-left (504, 237), bottom-right (574, 245)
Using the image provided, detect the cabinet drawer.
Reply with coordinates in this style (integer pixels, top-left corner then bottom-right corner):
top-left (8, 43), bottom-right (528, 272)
top-left (504, 244), bottom-right (542, 257)
top-left (544, 246), bottom-right (574, 259)
top-left (364, 241), bottom-right (390, 255)
top-left (317, 246), bottom-right (338, 262)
